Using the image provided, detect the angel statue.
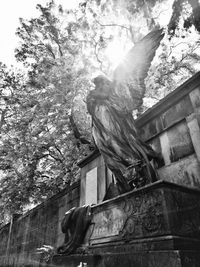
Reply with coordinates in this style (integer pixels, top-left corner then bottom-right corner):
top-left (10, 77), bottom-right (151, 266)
top-left (87, 29), bottom-right (164, 194)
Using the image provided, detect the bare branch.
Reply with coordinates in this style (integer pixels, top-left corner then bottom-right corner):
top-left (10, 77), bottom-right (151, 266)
top-left (168, 42), bottom-right (190, 57)
top-left (91, 36), bottom-right (105, 73)
top-left (48, 152), bottom-right (63, 163)
top-left (0, 109), bottom-right (7, 133)
top-left (53, 144), bottom-right (65, 160)
top-left (95, 19), bottom-right (130, 31)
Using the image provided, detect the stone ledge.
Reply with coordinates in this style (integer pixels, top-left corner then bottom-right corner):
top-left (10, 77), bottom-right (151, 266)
top-left (136, 71), bottom-right (200, 128)
top-left (87, 236), bottom-right (200, 253)
top-left (91, 180), bottom-right (200, 211)
top-left (52, 250), bottom-right (200, 267)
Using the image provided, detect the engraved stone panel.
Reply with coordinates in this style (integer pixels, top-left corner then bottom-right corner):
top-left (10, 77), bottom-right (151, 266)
top-left (167, 121), bottom-right (194, 162)
top-left (91, 207), bottom-right (124, 239)
top-left (161, 96), bottom-right (193, 129)
top-left (85, 168), bottom-right (98, 206)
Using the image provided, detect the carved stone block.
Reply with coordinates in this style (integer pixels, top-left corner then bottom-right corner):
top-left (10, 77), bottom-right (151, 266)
top-left (83, 180), bottom-right (200, 248)
top-left (52, 250), bottom-right (200, 267)
top-left (52, 181), bottom-right (200, 266)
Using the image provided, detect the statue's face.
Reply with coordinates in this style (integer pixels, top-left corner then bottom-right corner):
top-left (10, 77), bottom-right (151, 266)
top-left (92, 75), bottom-right (111, 98)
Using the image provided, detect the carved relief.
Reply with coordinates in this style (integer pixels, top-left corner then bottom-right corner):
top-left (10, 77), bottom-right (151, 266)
top-left (142, 206), bottom-right (163, 233)
top-left (90, 189), bottom-right (165, 242)
top-left (120, 190), bottom-right (164, 239)
top-left (90, 208), bottom-right (124, 239)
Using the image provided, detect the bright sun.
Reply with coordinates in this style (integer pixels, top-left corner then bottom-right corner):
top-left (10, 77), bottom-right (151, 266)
top-left (104, 0), bottom-right (174, 71)
top-left (105, 39), bottom-right (132, 70)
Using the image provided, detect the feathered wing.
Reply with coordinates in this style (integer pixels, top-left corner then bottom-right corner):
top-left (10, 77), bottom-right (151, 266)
top-left (111, 29), bottom-right (164, 112)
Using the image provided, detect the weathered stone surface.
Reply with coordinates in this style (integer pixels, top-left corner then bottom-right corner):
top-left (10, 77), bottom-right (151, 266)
top-left (52, 250), bottom-right (200, 267)
top-left (158, 154), bottom-right (200, 188)
top-left (53, 254), bottom-right (102, 267)
top-left (136, 72), bottom-right (200, 129)
top-left (167, 121), bottom-right (194, 162)
top-left (0, 182), bottom-right (80, 267)
top-left (78, 151), bottom-right (108, 207)
top-left (134, 73), bottom-right (200, 191)
top-left (51, 181), bottom-right (200, 267)
top-left (189, 87), bottom-right (200, 110)
top-left (83, 181), bottom-right (200, 249)
top-left (187, 113), bottom-right (200, 162)
top-left (52, 180), bottom-right (200, 266)
top-left (88, 189), bottom-right (166, 244)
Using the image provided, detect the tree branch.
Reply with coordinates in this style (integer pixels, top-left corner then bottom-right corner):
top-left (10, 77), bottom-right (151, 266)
top-left (48, 152), bottom-right (63, 163)
top-left (95, 19), bottom-right (130, 31)
top-left (53, 144), bottom-right (65, 160)
top-left (0, 109), bottom-right (7, 133)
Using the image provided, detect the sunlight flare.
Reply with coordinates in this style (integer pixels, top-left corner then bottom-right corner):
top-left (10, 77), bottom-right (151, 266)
top-left (105, 39), bottom-right (132, 70)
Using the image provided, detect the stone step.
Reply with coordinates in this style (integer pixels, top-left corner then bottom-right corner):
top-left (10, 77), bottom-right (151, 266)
top-left (52, 250), bottom-right (200, 267)
top-left (87, 235), bottom-right (200, 253)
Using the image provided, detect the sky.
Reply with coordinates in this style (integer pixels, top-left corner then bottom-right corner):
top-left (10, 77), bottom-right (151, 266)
top-left (0, 0), bottom-right (173, 69)
top-left (0, 0), bottom-right (79, 67)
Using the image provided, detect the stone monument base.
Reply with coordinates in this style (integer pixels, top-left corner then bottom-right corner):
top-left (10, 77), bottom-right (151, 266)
top-left (52, 250), bottom-right (200, 267)
top-left (52, 181), bottom-right (200, 267)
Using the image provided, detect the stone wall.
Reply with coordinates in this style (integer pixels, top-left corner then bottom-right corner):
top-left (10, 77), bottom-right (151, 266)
top-left (136, 71), bottom-right (200, 188)
top-left (0, 182), bottom-right (80, 267)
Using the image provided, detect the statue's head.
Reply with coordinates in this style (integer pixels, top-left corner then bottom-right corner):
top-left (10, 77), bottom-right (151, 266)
top-left (87, 75), bottom-right (112, 114)
top-left (92, 75), bottom-right (112, 96)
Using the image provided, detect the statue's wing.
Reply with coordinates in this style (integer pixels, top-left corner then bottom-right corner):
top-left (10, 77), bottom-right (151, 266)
top-left (112, 29), bottom-right (164, 112)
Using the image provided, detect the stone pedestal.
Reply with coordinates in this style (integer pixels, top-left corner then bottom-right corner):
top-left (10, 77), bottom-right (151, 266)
top-left (52, 181), bottom-right (200, 267)
top-left (52, 251), bottom-right (200, 267)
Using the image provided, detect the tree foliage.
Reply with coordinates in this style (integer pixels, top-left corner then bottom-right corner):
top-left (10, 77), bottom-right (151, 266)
top-left (1, 0), bottom-right (200, 222)
top-left (168, 0), bottom-right (200, 36)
